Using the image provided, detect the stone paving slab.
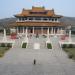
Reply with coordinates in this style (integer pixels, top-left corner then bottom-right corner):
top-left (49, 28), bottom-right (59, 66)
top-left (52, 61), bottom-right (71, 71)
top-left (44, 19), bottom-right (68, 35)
top-left (0, 35), bottom-right (75, 75)
top-left (0, 47), bottom-right (75, 75)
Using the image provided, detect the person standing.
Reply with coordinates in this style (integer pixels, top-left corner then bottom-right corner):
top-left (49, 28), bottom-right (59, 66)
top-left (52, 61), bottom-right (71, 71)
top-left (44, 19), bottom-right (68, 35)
top-left (33, 59), bottom-right (36, 65)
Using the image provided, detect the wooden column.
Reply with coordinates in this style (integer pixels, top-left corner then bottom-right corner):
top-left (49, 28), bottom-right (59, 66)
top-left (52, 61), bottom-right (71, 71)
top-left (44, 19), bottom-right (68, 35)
top-left (17, 27), bottom-right (19, 34)
top-left (57, 28), bottom-right (60, 34)
top-left (54, 28), bottom-right (55, 34)
top-left (47, 27), bottom-right (49, 38)
top-left (51, 27), bottom-right (53, 34)
top-left (60, 28), bottom-right (62, 34)
top-left (41, 27), bottom-right (43, 35)
top-left (23, 27), bottom-right (24, 34)
top-left (33, 27), bottom-right (34, 35)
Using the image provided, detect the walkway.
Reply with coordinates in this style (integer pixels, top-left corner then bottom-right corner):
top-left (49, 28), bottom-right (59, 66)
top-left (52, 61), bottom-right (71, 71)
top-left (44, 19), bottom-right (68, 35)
top-left (0, 35), bottom-right (75, 75)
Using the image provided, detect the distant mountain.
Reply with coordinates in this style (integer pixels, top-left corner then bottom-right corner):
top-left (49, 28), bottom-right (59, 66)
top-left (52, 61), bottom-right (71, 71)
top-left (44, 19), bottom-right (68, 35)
top-left (0, 17), bottom-right (17, 28)
top-left (60, 17), bottom-right (75, 26)
top-left (0, 16), bottom-right (75, 29)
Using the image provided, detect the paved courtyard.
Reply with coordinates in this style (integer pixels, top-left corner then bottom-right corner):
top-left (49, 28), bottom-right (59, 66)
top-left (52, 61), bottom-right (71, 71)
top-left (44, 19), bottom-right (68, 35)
top-left (0, 34), bottom-right (75, 75)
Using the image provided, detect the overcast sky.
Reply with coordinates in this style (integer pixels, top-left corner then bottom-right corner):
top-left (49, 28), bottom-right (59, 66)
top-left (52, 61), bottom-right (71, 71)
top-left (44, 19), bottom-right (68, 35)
top-left (0, 0), bottom-right (75, 19)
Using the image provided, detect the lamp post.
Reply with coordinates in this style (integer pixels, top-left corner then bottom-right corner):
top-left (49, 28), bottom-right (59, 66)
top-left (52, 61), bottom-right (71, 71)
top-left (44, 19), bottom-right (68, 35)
top-left (3, 28), bottom-right (7, 41)
top-left (68, 26), bottom-right (72, 43)
top-left (69, 29), bottom-right (72, 43)
top-left (25, 27), bottom-right (28, 38)
top-left (47, 28), bottom-right (49, 40)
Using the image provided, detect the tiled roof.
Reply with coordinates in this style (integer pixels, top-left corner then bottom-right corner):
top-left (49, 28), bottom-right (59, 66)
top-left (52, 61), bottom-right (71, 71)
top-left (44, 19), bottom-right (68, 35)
top-left (15, 6), bottom-right (62, 18)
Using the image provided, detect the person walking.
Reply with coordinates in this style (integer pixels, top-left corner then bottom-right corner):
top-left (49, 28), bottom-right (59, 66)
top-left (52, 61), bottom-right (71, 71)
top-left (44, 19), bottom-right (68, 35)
top-left (33, 59), bottom-right (36, 65)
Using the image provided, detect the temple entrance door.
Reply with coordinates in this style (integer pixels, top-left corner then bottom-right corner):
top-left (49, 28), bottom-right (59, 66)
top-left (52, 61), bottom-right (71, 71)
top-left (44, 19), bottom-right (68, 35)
top-left (35, 27), bottom-right (41, 34)
top-left (30, 29), bottom-right (33, 33)
top-left (37, 28), bottom-right (41, 34)
top-left (36, 29), bottom-right (39, 34)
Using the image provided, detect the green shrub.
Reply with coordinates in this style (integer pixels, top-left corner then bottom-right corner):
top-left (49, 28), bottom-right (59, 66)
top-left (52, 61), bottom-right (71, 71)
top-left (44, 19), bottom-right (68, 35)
top-left (73, 56), bottom-right (75, 60)
top-left (1, 43), bottom-right (5, 47)
top-left (66, 44), bottom-right (70, 48)
top-left (22, 43), bottom-right (27, 48)
top-left (62, 44), bottom-right (75, 48)
top-left (0, 54), bottom-right (4, 57)
top-left (68, 53), bottom-right (73, 59)
top-left (5, 47), bottom-right (10, 50)
top-left (68, 44), bottom-right (73, 48)
top-left (0, 43), bottom-right (12, 48)
top-left (63, 48), bottom-right (75, 60)
top-left (0, 44), bottom-right (1, 47)
top-left (47, 43), bottom-right (52, 49)
top-left (0, 48), bottom-right (7, 57)
top-left (62, 44), bottom-right (67, 48)
top-left (7, 43), bottom-right (12, 48)
top-left (72, 44), bottom-right (75, 48)
top-left (63, 48), bottom-right (68, 52)
top-left (0, 47), bottom-right (10, 57)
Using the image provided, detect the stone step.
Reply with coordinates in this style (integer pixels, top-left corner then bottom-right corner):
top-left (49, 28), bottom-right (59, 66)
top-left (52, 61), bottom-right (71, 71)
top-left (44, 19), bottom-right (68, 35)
top-left (13, 39), bottom-right (22, 48)
top-left (27, 42), bottom-right (47, 49)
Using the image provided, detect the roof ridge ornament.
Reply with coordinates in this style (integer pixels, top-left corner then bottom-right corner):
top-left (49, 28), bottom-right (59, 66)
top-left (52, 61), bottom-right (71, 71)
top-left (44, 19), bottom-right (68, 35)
top-left (32, 6), bottom-right (45, 10)
top-left (22, 8), bottom-right (25, 11)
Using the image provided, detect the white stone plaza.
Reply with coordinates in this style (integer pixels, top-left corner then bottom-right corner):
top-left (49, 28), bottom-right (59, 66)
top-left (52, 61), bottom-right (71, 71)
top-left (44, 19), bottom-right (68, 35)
top-left (0, 32), bottom-right (75, 75)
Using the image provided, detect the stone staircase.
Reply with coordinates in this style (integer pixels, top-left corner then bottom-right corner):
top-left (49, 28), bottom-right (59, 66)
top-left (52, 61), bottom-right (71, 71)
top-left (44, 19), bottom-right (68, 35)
top-left (13, 39), bottom-right (22, 48)
top-left (40, 42), bottom-right (47, 49)
top-left (27, 42), bottom-right (46, 49)
top-left (27, 43), bottom-right (33, 49)
top-left (12, 35), bottom-right (47, 49)
top-left (27, 37), bottom-right (47, 49)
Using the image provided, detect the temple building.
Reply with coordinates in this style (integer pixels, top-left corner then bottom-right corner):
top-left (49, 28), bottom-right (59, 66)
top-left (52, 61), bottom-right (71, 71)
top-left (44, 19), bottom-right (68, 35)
top-left (10, 6), bottom-right (67, 35)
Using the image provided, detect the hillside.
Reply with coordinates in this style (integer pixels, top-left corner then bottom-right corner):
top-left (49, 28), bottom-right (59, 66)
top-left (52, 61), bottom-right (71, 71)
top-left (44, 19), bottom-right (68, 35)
top-left (0, 17), bottom-right (17, 28)
top-left (60, 17), bottom-right (75, 26)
